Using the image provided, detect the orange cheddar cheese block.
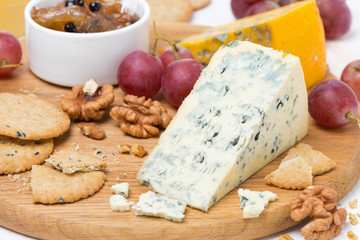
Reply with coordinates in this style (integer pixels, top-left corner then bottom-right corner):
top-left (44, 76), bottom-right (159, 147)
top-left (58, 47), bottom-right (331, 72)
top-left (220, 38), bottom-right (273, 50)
top-left (178, 0), bottom-right (326, 89)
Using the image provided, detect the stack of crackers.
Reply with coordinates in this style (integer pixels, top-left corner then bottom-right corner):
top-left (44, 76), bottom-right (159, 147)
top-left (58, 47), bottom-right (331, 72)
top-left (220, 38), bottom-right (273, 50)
top-left (0, 93), bottom-right (69, 175)
top-left (147, 0), bottom-right (211, 22)
top-left (264, 143), bottom-right (336, 190)
top-left (0, 93), bottom-right (106, 204)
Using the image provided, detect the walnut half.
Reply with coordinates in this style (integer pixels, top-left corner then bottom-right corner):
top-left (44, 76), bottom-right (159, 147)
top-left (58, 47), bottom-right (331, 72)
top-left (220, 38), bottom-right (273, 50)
top-left (110, 95), bottom-right (172, 138)
top-left (60, 79), bottom-right (114, 121)
top-left (290, 185), bottom-right (347, 240)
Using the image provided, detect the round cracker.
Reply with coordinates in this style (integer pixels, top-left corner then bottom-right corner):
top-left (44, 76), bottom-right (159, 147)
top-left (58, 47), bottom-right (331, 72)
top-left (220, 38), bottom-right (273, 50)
top-left (31, 165), bottom-right (106, 204)
top-left (147, 0), bottom-right (193, 22)
top-left (0, 93), bottom-right (70, 140)
top-left (0, 136), bottom-right (54, 174)
top-left (190, 0), bottom-right (210, 10)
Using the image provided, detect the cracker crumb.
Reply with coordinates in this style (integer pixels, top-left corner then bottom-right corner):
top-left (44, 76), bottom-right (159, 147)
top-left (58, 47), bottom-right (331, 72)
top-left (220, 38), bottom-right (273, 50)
top-left (348, 231), bottom-right (359, 240)
top-left (123, 173), bottom-right (127, 177)
top-left (349, 199), bottom-right (358, 209)
top-left (94, 150), bottom-right (106, 160)
top-left (8, 174), bottom-right (21, 182)
top-left (349, 213), bottom-right (359, 225)
top-left (116, 177), bottom-right (121, 181)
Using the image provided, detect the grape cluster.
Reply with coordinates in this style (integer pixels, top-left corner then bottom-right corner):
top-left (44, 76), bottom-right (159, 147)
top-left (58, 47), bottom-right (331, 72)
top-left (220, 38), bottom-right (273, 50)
top-left (117, 47), bottom-right (203, 108)
top-left (231, 0), bottom-right (352, 40)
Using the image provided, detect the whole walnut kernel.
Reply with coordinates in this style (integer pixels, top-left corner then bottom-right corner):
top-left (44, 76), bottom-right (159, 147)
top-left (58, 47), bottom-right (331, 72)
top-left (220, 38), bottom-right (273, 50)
top-left (60, 80), bottom-right (114, 121)
top-left (110, 95), bottom-right (172, 138)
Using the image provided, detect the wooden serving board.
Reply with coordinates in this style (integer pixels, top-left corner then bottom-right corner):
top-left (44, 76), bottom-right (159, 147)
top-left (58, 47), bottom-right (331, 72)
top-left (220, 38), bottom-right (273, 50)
top-left (0, 22), bottom-right (359, 240)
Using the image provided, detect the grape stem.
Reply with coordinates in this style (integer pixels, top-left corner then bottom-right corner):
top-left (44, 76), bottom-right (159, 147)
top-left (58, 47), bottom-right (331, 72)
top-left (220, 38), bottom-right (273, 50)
top-left (346, 112), bottom-right (360, 128)
top-left (152, 21), bottom-right (180, 60)
top-left (1, 59), bottom-right (22, 69)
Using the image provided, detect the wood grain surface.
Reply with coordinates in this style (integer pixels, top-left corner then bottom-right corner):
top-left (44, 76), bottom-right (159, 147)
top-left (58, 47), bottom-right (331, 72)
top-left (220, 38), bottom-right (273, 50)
top-left (0, 22), bottom-right (359, 240)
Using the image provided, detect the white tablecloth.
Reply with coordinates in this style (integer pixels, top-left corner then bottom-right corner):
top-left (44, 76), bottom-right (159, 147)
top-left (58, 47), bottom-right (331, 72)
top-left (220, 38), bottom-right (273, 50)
top-left (1, 0), bottom-right (359, 239)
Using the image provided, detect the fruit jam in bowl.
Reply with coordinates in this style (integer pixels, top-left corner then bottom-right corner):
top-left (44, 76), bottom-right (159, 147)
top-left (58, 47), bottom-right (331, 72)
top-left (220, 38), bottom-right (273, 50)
top-left (24, 0), bottom-right (150, 86)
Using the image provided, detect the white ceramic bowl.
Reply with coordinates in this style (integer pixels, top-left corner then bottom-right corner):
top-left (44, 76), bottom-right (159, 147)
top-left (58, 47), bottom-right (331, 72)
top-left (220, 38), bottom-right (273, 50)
top-left (24, 0), bottom-right (150, 86)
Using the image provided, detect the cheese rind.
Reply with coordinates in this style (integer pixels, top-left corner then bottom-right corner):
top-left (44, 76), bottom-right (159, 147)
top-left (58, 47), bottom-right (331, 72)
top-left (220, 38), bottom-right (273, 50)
top-left (132, 191), bottom-right (186, 222)
top-left (178, 0), bottom-right (326, 89)
top-left (238, 188), bottom-right (278, 218)
top-left (138, 41), bottom-right (308, 211)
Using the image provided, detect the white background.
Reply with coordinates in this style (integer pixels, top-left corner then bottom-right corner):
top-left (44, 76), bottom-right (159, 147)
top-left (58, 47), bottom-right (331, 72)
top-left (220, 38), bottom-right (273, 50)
top-left (1, 0), bottom-right (360, 239)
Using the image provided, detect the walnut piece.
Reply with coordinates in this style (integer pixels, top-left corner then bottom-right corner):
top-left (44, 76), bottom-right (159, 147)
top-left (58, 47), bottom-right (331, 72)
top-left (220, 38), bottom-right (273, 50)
top-left (60, 79), bottom-right (114, 121)
top-left (77, 122), bottom-right (106, 140)
top-left (278, 234), bottom-right (294, 240)
top-left (131, 144), bottom-right (147, 158)
top-left (290, 185), bottom-right (347, 240)
top-left (110, 95), bottom-right (172, 138)
top-left (117, 144), bottom-right (131, 153)
top-left (348, 231), bottom-right (359, 240)
top-left (349, 213), bottom-right (359, 225)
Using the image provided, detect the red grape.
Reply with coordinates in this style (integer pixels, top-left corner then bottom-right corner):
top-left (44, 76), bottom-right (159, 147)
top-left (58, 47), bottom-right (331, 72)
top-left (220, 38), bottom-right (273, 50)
top-left (244, 0), bottom-right (279, 17)
top-left (308, 79), bottom-right (358, 128)
top-left (117, 51), bottom-right (164, 98)
top-left (0, 30), bottom-right (22, 76)
top-left (231, 0), bottom-right (261, 19)
top-left (278, 0), bottom-right (302, 6)
top-left (161, 59), bottom-right (204, 108)
top-left (159, 47), bottom-right (194, 69)
top-left (341, 60), bottom-right (360, 101)
top-left (318, 0), bottom-right (351, 40)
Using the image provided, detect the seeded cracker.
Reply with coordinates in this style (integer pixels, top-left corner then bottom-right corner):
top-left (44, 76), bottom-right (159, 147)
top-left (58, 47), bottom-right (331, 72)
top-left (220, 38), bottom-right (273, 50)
top-left (0, 93), bottom-right (70, 140)
top-left (31, 165), bottom-right (105, 204)
top-left (146, 0), bottom-right (193, 22)
top-left (46, 149), bottom-right (107, 174)
top-left (282, 143), bottom-right (335, 175)
top-left (0, 136), bottom-right (53, 174)
top-left (264, 156), bottom-right (313, 189)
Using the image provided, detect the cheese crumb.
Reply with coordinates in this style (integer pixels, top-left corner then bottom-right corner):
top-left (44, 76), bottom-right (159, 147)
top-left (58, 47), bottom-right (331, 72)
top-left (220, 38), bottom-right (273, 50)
top-left (83, 78), bottom-right (99, 96)
top-left (111, 182), bottom-right (129, 198)
top-left (110, 195), bottom-right (133, 212)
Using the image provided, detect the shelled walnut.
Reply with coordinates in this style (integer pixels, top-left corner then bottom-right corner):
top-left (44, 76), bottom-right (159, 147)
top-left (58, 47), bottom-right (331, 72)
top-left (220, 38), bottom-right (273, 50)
top-left (78, 122), bottom-right (106, 140)
top-left (290, 185), bottom-right (347, 240)
top-left (60, 79), bottom-right (114, 121)
top-left (110, 95), bottom-right (172, 138)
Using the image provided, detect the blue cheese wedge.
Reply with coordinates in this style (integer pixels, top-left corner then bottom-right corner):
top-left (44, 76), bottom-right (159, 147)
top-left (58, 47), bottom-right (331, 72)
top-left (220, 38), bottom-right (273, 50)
top-left (111, 182), bottom-right (129, 198)
top-left (110, 195), bottom-right (134, 212)
top-left (132, 191), bottom-right (186, 222)
top-left (238, 188), bottom-right (278, 218)
top-left (137, 41), bottom-right (308, 211)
